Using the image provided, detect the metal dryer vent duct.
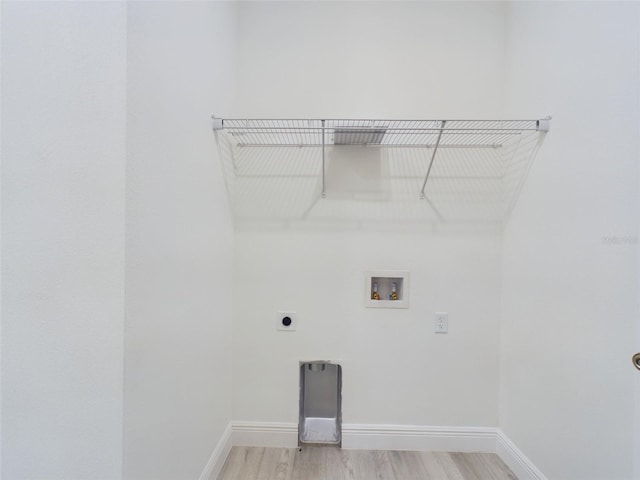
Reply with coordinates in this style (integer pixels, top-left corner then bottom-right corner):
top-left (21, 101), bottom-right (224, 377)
top-left (333, 127), bottom-right (387, 145)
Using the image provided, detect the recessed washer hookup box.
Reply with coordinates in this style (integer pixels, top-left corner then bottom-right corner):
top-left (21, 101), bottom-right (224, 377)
top-left (299, 361), bottom-right (342, 447)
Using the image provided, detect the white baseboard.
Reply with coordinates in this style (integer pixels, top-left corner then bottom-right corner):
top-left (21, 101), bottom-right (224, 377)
top-left (343, 424), bottom-right (497, 452)
top-left (231, 421), bottom-right (495, 453)
top-left (496, 430), bottom-right (548, 480)
top-left (230, 421), bottom-right (547, 479)
top-left (199, 422), bottom-right (233, 480)
top-left (232, 421), bottom-right (299, 448)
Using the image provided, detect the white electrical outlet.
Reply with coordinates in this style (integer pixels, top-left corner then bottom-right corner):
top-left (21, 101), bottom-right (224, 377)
top-left (277, 311), bottom-right (297, 331)
top-left (434, 312), bottom-right (448, 334)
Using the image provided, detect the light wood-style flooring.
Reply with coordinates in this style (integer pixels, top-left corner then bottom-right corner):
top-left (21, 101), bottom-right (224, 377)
top-left (216, 446), bottom-right (518, 480)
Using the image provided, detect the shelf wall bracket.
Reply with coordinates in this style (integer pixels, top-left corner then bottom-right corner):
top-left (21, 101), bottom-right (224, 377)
top-left (212, 115), bottom-right (223, 131)
top-left (420, 120), bottom-right (446, 199)
top-left (536, 116), bottom-right (551, 133)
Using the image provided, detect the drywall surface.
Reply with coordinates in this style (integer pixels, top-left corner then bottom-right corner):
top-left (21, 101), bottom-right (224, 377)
top-left (1, 4), bottom-right (4, 474)
top-left (500, 3), bottom-right (640, 479)
top-left (124, 3), bottom-right (236, 479)
top-left (235, 1), bottom-right (506, 119)
top-left (637, 125), bottom-right (640, 480)
top-left (637, 139), bottom-right (640, 479)
top-left (231, 1), bottom-right (506, 429)
top-left (233, 230), bottom-right (502, 427)
top-left (1, 2), bottom-right (126, 478)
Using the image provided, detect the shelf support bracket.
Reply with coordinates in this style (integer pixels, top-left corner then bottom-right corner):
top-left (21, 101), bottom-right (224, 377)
top-left (212, 115), bottom-right (223, 131)
top-left (420, 120), bottom-right (446, 199)
top-left (321, 119), bottom-right (326, 197)
top-left (536, 116), bottom-right (551, 132)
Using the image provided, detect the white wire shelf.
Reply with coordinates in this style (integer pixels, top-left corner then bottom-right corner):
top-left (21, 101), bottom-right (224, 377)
top-left (212, 117), bottom-right (550, 226)
top-left (213, 118), bottom-right (548, 148)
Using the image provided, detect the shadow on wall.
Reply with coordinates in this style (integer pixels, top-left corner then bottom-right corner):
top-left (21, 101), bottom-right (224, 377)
top-left (215, 130), bottom-right (545, 232)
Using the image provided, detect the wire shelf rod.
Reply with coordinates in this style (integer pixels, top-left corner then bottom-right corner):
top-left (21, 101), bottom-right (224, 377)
top-left (420, 120), bottom-right (447, 199)
top-left (224, 126), bottom-right (537, 132)
top-left (234, 143), bottom-right (504, 149)
top-left (218, 117), bottom-right (543, 123)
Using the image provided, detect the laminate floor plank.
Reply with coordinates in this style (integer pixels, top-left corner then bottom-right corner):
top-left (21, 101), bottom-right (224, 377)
top-left (256, 447), bottom-right (296, 480)
top-left (217, 447), bottom-right (517, 480)
top-left (369, 450), bottom-right (397, 480)
top-left (353, 450), bottom-right (396, 480)
top-left (450, 452), bottom-right (486, 480)
top-left (325, 446), bottom-right (357, 480)
top-left (474, 453), bottom-right (518, 480)
top-left (291, 446), bottom-right (327, 480)
top-left (215, 446), bottom-right (244, 480)
top-left (450, 452), bottom-right (517, 480)
top-left (418, 452), bottom-right (466, 480)
top-left (388, 450), bottom-right (428, 479)
top-left (217, 446), bottom-right (265, 480)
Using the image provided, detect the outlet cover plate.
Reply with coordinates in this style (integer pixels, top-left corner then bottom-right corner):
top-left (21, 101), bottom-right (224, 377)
top-left (434, 312), bottom-right (448, 334)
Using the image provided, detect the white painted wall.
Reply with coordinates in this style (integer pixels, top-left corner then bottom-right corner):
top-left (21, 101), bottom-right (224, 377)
top-left (3, 2), bottom-right (636, 479)
top-left (232, 2), bottom-right (506, 430)
top-left (234, 231), bottom-right (502, 427)
top-left (637, 95), bottom-right (640, 479)
top-left (1, 3), bottom-right (4, 474)
top-left (235, 1), bottom-right (506, 119)
top-left (500, 2), bottom-right (640, 479)
top-left (124, 3), bottom-right (236, 479)
top-left (1, 4), bottom-right (4, 473)
top-left (1, 2), bottom-right (126, 478)
top-left (637, 137), bottom-right (640, 480)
